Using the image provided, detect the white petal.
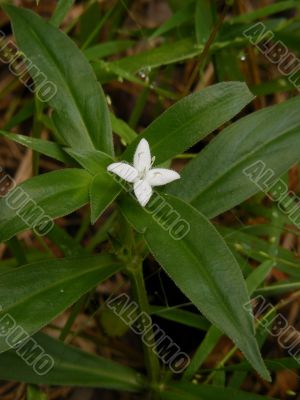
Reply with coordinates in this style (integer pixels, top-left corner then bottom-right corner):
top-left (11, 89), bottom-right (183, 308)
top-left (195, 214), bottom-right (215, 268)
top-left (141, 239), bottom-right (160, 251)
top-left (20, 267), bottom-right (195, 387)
top-left (133, 138), bottom-right (151, 173)
top-left (146, 168), bottom-right (180, 186)
top-left (107, 162), bottom-right (138, 183)
top-left (134, 180), bottom-right (152, 207)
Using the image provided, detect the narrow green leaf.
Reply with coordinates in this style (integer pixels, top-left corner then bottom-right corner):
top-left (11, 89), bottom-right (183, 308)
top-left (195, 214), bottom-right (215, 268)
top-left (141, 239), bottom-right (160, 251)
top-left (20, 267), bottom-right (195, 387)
top-left (4, 5), bottom-right (113, 154)
top-left (229, 0), bottom-right (299, 24)
top-left (195, 0), bottom-right (214, 44)
top-left (169, 96), bottom-right (300, 218)
top-left (183, 325), bottom-right (222, 381)
top-left (256, 281), bottom-right (300, 296)
top-left (4, 101), bottom-right (34, 130)
top-left (0, 254), bottom-right (123, 353)
top-left (110, 112), bottom-right (137, 144)
top-left (150, 306), bottom-right (210, 331)
top-left (221, 227), bottom-right (300, 278)
top-left (84, 40), bottom-right (134, 61)
top-left (151, 2), bottom-right (194, 38)
top-left (123, 82), bottom-right (254, 165)
top-left (225, 357), bottom-right (300, 372)
top-left (95, 38), bottom-right (202, 83)
top-left (50, 0), bottom-right (75, 27)
top-left (0, 130), bottom-right (73, 164)
top-left (119, 194), bottom-right (270, 381)
top-left (27, 386), bottom-right (47, 400)
top-left (246, 261), bottom-right (273, 295)
top-left (0, 169), bottom-right (92, 242)
top-left (0, 332), bottom-right (144, 391)
top-left (160, 382), bottom-right (278, 400)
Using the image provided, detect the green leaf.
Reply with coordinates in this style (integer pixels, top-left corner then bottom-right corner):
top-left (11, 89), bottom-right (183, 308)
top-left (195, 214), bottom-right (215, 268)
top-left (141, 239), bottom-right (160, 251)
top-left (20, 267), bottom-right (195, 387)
top-left (95, 38), bottom-right (202, 83)
top-left (27, 386), bottom-right (47, 400)
top-left (0, 254), bottom-right (123, 353)
top-left (90, 173), bottom-right (121, 223)
top-left (110, 112), bottom-right (138, 145)
top-left (221, 226), bottom-right (300, 278)
top-left (65, 148), bottom-right (122, 223)
top-left (229, 0), bottom-right (299, 24)
top-left (151, 2), bottom-right (194, 38)
top-left (4, 5), bottom-right (113, 155)
top-left (182, 259), bottom-right (271, 381)
top-left (150, 306), bottom-right (210, 331)
top-left (0, 130), bottom-right (73, 164)
top-left (50, 0), bottom-right (75, 27)
top-left (160, 382), bottom-right (278, 400)
top-left (65, 148), bottom-right (113, 175)
top-left (4, 101), bottom-right (34, 130)
top-left (183, 325), bottom-right (222, 381)
top-left (0, 332), bottom-right (144, 391)
top-left (84, 40), bottom-right (134, 61)
top-left (246, 260), bottom-right (273, 295)
top-left (123, 82), bottom-right (254, 165)
top-left (0, 169), bottom-right (92, 242)
top-left (169, 95), bottom-right (300, 218)
top-left (256, 281), bottom-right (300, 296)
top-left (195, 0), bottom-right (214, 44)
top-left (119, 194), bottom-right (270, 381)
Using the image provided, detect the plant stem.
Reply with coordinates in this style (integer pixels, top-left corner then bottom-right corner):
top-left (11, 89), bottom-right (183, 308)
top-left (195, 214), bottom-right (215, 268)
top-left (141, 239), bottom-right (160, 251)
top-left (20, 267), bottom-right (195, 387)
top-left (128, 258), bottom-right (160, 386)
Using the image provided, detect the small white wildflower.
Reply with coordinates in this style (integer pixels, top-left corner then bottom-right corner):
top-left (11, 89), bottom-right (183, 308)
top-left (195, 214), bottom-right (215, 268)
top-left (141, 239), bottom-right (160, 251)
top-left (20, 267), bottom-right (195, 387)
top-left (107, 138), bottom-right (180, 207)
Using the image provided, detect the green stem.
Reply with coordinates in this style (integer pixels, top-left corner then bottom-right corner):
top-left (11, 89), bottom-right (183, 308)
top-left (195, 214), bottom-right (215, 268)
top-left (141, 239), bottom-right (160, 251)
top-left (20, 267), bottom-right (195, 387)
top-left (127, 259), bottom-right (160, 386)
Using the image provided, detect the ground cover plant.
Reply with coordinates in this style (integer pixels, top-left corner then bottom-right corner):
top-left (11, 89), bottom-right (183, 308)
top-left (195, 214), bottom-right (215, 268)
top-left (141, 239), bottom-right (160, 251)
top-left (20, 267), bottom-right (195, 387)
top-left (0, 0), bottom-right (300, 399)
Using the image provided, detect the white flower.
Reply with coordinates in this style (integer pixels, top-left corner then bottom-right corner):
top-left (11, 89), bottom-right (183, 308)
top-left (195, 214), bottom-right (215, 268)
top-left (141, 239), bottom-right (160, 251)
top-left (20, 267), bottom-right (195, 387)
top-left (107, 138), bottom-right (180, 207)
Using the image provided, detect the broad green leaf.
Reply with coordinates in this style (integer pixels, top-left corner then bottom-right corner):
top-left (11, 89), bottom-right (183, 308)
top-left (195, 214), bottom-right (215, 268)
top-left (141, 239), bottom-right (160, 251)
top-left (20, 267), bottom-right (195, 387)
top-left (0, 169), bottom-right (92, 242)
top-left (0, 332), bottom-right (144, 391)
top-left (168, 96), bottom-right (300, 218)
top-left (65, 148), bottom-right (113, 176)
top-left (50, 0), bottom-right (75, 27)
top-left (182, 259), bottom-right (271, 381)
top-left (0, 131), bottom-right (73, 164)
top-left (0, 254), bottom-right (123, 353)
top-left (4, 5), bottom-right (113, 155)
top-left (160, 382), bottom-right (277, 400)
top-left (65, 148), bottom-right (122, 223)
top-left (119, 194), bottom-right (270, 381)
top-left (90, 173), bottom-right (121, 223)
top-left (123, 82), bottom-right (254, 165)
